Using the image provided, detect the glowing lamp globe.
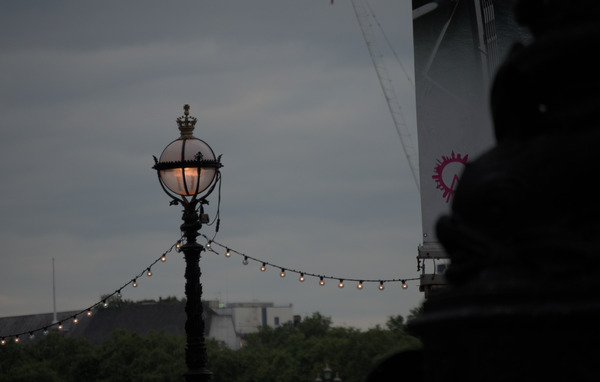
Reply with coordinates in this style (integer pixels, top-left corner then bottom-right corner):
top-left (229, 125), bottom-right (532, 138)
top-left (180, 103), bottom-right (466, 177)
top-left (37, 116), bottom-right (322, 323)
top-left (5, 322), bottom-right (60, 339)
top-left (158, 137), bottom-right (217, 196)
top-left (153, 104), bottom-right (222, 199)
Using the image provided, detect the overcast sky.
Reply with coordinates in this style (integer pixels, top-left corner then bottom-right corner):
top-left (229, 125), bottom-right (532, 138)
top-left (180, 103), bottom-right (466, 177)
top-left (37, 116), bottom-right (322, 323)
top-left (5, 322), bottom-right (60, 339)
top-left (0, 0), bottom-right (424, 330)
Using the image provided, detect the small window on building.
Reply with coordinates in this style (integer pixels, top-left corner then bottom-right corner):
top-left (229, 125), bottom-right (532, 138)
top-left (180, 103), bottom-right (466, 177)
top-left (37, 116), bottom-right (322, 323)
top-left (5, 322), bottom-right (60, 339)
top-left (274, 316), bottom-right (280, 326)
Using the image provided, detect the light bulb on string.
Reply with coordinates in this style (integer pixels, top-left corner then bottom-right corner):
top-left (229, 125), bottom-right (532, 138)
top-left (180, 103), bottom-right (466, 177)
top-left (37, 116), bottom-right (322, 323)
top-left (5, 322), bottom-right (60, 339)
top-left (242, 256), bottom-right (249, 265)
top-left (87, 309), bottom-right (92, 317)
top-left (338, 279), bottom-right (344, 288)
top-left (260, 263), bottom-right (266, 272)
top-left (402, 280), bottom-right (408, 290)
top-left (29, 332), bottom-right (35, 340)
top-left (117, 290), bottom-right (122, 298)
top-left (132, 279), bottom-right (138, 287)
top-left (206, 241), bottom-right (212, 249)
top-left (319, 277), bottom-right (325, 286)
top-left (225, 249), bottom-right (231, 258)
top-left (43, 328), bottom-right (49, 335)
top-left (14, 336), bottom-right (19, 343)
top-left (58, 322), bottom-right (63, 330)
top-left (147, 268), bottom-right (152, 277)
top-left (299, 273), bottom-right (305, 282)
top-left (161, 254), bottom-right (167, 262)
top-left (73, 317), bottom-right (79, 324)
top-left (280, 269), bottom-right (286, 278)
top-left (176, 241), bottom-right (181, 252)
top-left (103, 300), bottom-right (108, 308)
top-left (1, 338), bottom-right (5, 345)
top-left (379, 281), bottom-right (385, 291)
top-left (357, 281), bottom-right (364, 290)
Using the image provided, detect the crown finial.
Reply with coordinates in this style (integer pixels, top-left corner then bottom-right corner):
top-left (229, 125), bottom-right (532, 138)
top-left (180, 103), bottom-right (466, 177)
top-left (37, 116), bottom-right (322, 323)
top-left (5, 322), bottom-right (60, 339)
top-left (177, 104), bottom-right (197, 138)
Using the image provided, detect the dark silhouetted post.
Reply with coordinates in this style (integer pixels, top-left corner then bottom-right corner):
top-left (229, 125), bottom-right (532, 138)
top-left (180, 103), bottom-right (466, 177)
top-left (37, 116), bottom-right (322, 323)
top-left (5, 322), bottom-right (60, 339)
top-left (408, 1), bottom-right (600, 381)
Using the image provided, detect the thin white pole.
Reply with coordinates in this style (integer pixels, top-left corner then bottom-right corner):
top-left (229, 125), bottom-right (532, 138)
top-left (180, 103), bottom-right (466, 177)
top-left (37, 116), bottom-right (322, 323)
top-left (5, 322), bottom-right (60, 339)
top-left (52, 258), bottom-right (57, 324)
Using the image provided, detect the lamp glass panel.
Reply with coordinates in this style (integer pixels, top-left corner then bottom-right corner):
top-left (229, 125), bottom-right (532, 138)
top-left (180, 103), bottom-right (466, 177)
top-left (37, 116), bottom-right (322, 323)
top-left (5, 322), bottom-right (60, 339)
top-left (160, 167), bottom-right (216, 196)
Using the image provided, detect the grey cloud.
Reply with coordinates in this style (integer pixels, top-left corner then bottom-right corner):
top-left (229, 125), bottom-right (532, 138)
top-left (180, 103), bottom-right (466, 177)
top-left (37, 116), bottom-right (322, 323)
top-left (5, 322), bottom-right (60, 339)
top-left (0, 0), bottom-right (423, 330)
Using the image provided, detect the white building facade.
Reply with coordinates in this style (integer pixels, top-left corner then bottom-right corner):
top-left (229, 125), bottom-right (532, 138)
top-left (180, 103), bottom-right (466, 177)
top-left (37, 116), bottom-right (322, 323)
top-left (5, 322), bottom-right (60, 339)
top-left (207, 301), bottom-right (295, 349)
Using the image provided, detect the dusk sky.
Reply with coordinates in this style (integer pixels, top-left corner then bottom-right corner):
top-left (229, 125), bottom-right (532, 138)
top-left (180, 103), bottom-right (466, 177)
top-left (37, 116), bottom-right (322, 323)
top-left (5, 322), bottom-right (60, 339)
top-left (0, 0), bottom-right (424, 330)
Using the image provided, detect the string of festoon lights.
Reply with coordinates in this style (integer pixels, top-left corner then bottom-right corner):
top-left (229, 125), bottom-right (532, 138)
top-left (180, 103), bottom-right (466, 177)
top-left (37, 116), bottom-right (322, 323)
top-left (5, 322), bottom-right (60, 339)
top-left (1, 235), bottom-right (419, 344)
top-left (0, 240), bottom-right (179, 345)
top-left (200, 234), bottom-right (419, 291)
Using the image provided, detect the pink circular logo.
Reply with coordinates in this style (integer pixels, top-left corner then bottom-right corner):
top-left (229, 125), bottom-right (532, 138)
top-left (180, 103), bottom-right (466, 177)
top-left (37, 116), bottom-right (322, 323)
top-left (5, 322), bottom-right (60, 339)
top-left (432, 151), bottom-right (468, 203)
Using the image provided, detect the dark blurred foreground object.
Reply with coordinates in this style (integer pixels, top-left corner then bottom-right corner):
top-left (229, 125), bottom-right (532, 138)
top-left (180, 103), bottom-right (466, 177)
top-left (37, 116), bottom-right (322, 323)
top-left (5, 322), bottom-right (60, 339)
top-left (404, 1), bottom-right (600, 381)
top-left (365, 350), bottom-right (423, 382)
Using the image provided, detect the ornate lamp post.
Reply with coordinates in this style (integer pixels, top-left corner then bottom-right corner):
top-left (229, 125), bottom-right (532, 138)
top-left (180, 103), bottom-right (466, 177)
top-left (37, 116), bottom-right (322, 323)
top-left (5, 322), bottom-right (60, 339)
top-left (315, 363), bottom-right (341, 382)
top-left (153, 104), bottom-right (223, 382)
top-left (323, 364), bottom-right (332, 382)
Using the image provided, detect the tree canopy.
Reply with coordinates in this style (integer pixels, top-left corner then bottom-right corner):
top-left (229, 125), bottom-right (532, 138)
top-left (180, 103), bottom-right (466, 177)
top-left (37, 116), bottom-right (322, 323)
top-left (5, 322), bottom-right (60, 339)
top-left (0, 312), bottom-right (421, 382)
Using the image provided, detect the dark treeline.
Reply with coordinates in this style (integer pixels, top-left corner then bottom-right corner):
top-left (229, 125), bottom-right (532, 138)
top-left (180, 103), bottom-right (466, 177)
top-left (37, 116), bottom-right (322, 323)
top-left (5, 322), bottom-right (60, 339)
top-left (100, 295), bottom-right (184, 307)
top-left (0, 311), bottom-right (421, 382)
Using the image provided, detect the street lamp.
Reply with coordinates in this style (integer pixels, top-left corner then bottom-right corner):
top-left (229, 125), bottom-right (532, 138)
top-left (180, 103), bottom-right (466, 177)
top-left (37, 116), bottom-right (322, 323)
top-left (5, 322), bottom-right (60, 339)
top-left (316, 363), bottom-right (341, 382)
top-left (153, 104), bottom-right (223, 382)
top-left (323, 364), bottom-right (332, 382)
